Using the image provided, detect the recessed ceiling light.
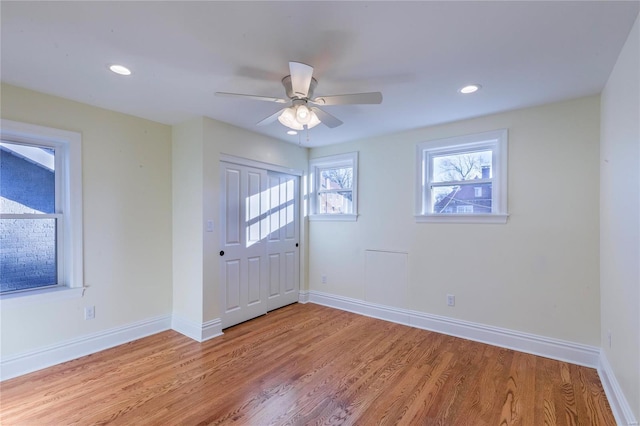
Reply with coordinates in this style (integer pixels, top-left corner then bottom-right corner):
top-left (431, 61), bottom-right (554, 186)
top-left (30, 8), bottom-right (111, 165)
top-left (287, 130), bottom-right (297, 135)
top-left (459, 84), bottom-right (481, 94)
top-left (109, 64), bottom-right (132, 76)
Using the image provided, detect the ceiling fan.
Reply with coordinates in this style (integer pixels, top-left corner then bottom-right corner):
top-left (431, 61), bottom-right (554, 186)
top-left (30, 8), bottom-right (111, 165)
top-left (216, 62), bottom-right (383, 131)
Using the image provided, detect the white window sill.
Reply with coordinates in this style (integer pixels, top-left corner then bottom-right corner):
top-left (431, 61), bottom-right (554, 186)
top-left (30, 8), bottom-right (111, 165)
top-left (309, 214), bottom-right (358, 222)
top-left (415, 213), bottom-right (509, 224)
top-left (0, 286), bottom-right (85, 308)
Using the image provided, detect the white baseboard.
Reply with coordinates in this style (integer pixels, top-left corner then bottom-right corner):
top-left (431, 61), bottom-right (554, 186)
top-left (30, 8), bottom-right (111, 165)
top-left (598, 351), bottom-right (638, 425)
top-left (298, 290), bottom-right (310, 304)
top-left (308, 290), bottom-right (600, 368)
top-left (0, 315), bottom-right (171, 381)
top-left (171, 315), bottom-right (223, 342)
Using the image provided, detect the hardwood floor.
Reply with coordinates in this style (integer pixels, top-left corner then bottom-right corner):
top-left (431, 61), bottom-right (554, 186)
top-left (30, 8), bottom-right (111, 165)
top-left (0, 303), bottom-right (615, 425)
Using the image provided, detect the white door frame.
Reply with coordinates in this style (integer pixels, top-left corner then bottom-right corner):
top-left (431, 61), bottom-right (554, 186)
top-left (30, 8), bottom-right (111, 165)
top-left (220, 154), bottom-right (303, 178)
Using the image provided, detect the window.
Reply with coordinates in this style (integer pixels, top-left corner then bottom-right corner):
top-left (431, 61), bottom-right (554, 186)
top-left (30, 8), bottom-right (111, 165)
top-left (309, 152), bottom-right (358, 221)
top-left (0, 120), bottom-right (83, 302)
top-left (415, 129), bottom-right (508, 224)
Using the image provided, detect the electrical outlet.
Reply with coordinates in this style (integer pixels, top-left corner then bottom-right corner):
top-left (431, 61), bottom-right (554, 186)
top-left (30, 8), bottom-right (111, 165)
top-left (321, 275), bottom-right (327, 284)
top-left (447, 294), bottom-right (455, 307)
top-left (84, 306), bottom-right (95, 320)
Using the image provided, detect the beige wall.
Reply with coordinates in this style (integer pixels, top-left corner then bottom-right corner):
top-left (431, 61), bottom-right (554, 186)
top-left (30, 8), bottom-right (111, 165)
top-left (600, 14), bottom-right (640, 420)
top-left (309, 95), bottom-right (601, 345)
top-left (0, 84), bottom-right (173, 357)
top-left (172, 118), bottom-right (205, 324)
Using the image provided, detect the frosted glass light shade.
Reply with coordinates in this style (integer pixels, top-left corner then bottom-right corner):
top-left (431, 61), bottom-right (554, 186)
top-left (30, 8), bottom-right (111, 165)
top-left (278, 106), bottom-right (322, 130)
top-left (296, 105), bottom-right (311, 124)
top-left (307, 111), bottom-right (321, 129)
top-left (278, 108), bottom-right (304, 130)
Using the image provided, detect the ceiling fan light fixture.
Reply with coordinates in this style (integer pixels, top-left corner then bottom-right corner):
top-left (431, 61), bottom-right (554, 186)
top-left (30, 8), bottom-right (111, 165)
top-left (278, 106), bottom-right (322, 130)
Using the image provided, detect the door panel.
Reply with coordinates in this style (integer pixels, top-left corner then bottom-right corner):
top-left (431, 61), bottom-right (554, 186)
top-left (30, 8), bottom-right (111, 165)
top-left (269, 253), bottom-right (280, 297)
top-left (266, 171), bottom-right (300, 310)
top-left (220, 162), bottom-right (268, 328)
top-left (224, 259), bottom-right (240, 311)
top-left (247, 256), bottom-right (262, 305)
top-left (225, 169), bottom-right (241, 245)
top-left (285, 251), bottom-right (296, 293)
top-left (246, 171), bottom-right (262, 244)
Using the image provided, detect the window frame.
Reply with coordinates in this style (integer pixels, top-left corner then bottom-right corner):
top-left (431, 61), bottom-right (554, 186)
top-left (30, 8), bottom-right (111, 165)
top-left (0, 119), bottom-right (84, 304)
top-left (309, 152), bottom-right (358, 221)
top-left (415, 129), bottom-right (508, 224)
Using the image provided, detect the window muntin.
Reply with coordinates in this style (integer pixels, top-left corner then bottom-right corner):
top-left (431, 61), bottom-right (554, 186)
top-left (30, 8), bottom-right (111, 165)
top-left (416, 129), bottom-right (508, 224)
top-left (0, 120), bottom-right (83, 298)
top-left (309, 152), bottom-right (358, 221)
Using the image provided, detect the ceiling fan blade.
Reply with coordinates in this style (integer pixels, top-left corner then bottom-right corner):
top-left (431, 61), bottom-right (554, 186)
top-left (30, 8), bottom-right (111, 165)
top-left (311, 92), bottom-right (383, 106)
top-left (289, 62), bottom-right (314, 98)
top-left (215, 92), bottom-right (287, 104)
top-left (256, 108), bottom-right (286, 126)
top-left (311, 107), bottom-right (343, 128)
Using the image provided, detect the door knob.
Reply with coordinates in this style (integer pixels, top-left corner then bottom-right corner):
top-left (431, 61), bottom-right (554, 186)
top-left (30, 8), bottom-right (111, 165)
top-left (296, 243), bottom-right (299, 247)
top-left (219, 250), bottom-right (225, 256)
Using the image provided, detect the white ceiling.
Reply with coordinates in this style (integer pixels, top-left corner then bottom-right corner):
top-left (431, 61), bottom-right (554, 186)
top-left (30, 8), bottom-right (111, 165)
top-left (2, 1), bottom-right (638, 147)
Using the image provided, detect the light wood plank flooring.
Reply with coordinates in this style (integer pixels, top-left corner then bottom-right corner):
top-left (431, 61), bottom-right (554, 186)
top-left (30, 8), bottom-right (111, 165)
top-left (0, 303), bottom-right (614, 425)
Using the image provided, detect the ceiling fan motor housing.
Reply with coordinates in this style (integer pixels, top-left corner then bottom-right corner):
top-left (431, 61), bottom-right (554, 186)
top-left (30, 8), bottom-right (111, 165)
top-left (282, 75), bottom-right (317, 100)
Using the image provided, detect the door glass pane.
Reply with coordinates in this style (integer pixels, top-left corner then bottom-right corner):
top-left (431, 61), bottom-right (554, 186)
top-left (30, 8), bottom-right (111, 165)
top-left (0, 218), bottom-right (58, 293)
top-left (0, 141), bottom-right (55, 213)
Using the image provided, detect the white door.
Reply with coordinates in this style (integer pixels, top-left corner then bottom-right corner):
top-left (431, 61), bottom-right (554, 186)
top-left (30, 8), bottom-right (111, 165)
top-left (266, 171), bottom-right (300, 311)
top-left (220, 162), bottom-right (269, 328)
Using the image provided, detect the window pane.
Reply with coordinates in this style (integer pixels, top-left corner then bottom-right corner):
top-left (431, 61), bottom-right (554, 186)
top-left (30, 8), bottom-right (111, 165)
top-left (432, 184), bottom-right (492, 214)
top-left (432, 150), bottom-right (492, 182)
top-left (320, 167), bottom-right (353, 190)
top-left (0, 218), bottom-right (58, 293)
top-left (0, 142), bottom-right (55, 214)
top-left (319, 191), bottom-right (353, 214)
